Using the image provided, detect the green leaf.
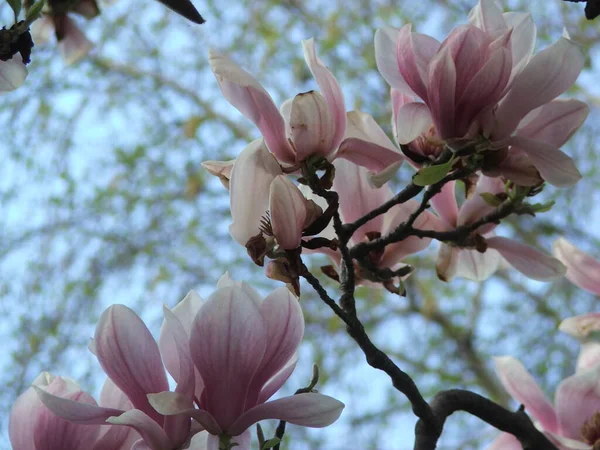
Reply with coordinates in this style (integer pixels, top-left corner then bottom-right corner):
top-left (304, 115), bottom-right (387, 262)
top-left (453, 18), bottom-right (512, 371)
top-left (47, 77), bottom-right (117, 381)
top-left (262, 438), bottom-right (281, 449)
top-left (7, 0), bottom-right (22, 19)
top-left (479, 192), bottom-right (503, 207)
top-left (25, 0), bottom-right (44, 23)
top-left (412, 158), bottom-right (455, 186)
top-left (530, 201), bottom-right (555, 213)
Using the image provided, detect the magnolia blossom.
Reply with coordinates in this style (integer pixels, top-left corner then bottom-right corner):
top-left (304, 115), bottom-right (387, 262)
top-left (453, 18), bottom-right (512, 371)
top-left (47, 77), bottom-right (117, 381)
top-left (560, 313), bottom-right (600, 372)
top-left (223, 139), bottom-right (321, 255)
top-left (32, 274), bottom-right (344, 450)
top-left (377, 0), bottom-right (587, 187)
top-left (152, 274), bottom-right (345, 449)
top-left (489, 356), bottom-right (600, 449)
top-left (10, 372), bottom-right (139, 449)
top-left (209, 39), bottom-right (402, 173)
top-left (32, 0), bottom-right (99, 64)
top-left (431, 176), bottom-right (566, 281)
top-left (553, 238), bottom-right (600, 295)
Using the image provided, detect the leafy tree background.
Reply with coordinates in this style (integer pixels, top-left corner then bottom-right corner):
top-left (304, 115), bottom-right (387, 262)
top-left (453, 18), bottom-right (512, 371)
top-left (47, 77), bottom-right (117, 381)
top-left (1, 0), bottom-right (600, 448)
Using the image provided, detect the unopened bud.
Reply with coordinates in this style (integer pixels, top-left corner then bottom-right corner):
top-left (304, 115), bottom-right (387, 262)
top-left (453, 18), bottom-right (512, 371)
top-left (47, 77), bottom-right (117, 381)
top-left (265, 258), bottom-right (300, 296)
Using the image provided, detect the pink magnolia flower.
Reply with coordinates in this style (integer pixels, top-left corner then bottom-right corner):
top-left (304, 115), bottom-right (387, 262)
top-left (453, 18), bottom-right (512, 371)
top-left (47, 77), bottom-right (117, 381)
top-left (489, 356), bottom-right (600, 450)
top-left (31, 0), bottom-right (99, 65)
top-left (560, 313), bottom-right (600, 372)
top-left (553, 238), bottom-right (600, 296)
top-left (431, 176), bottom-right (565, 281)
top-left (209, 39), bottom-right (402, 173)
top-left (33, 303), bottom-right (196, 450)
top-left (151, 273), bottom-right (345, 449)
top-left (10, 372), bottom-right (139, 449)
top-left (377, 0), bottom-right (588, 188)
top-left (222, 139), bottom-right (322, 255)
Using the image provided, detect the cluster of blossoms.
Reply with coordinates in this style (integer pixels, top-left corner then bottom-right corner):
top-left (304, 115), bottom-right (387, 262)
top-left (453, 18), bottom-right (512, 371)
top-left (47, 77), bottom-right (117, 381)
top-left (204, 0), bottom-right (586, 292)
top-left (8, 0), bottom-right (599, 448)
top-left (10, 274), bottom-right (344, 449)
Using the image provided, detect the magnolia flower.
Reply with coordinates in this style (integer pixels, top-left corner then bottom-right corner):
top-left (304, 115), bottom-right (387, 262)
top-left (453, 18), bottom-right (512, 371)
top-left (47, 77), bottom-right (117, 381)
top-left (209, 39), bottom-right (402, 173)
top-left (10, 372), bottom-right (139, 449)
top-left (431, 176), bottom-right (566, 281)
top-left (377, 0), bottom-right (587, 187)
top-left (553, 238), bottom-right (600, 295)
top-left (560, 313), bottom-right (600, 372)
top-left (489, 356), bottom-right (600, 450)
top-left (152, 274), bottom-right (344, 449)
top-left (314, 157), bottom-right (441, 289)
top-left (223, 139), bottom-right (322, 258)
top-left (31, 0), bottom-right (99, 64)
top-left (33, 304), bottom-right (195, 450)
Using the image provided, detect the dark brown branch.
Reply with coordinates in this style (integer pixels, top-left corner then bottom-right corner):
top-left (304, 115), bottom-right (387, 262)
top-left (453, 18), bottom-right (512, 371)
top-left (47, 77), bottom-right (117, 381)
top-left (414, 390), bottom-right (559, 450)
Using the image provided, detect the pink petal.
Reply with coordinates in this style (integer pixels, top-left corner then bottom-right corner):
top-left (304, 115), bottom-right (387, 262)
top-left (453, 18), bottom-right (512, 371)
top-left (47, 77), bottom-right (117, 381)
top-left (336, 137), bottom-right (404, 174)
top-left (468, 0), bottom-right (507, 32)
top-left (169, 290), bottom-right (204, 336)
top-left (30, 16), bottom-right (54, 45)
top-left (375, 27), bottom-right (417, 96)
top-left (202, 160), bottom-right (235, 190)
top-left (345, 110), bottom-right (398, 152)
top-left (147, 393), bottom-right (221, 435)
top-left (554, 238), bottom-right (600, 295)
top-left (94, 305), bottom-right (168, 420)
top-left (269, 175), bottom-right (307, 249)
top-left (228, 393), bottom-right (344, 436)
top-left (332, 159), bottom-right (391, 242)
top-left (289, 91), bottom-right (335, 161)
top-left (302, 38), bottom-right (347, 149)
top-left (257, 353), bottom-right (299, 405)
top-left (483, 148), bottom-right (543, 186)
top-left (106, 410), bottom-right (172, 450)
top-left (555, 366), bottom-right (600, 439)
top-left (508, 136), bottom-right (581, 187)
top-left (229, 140), bottom-right (283, 246)
top-left (99, 378), bottom-right (133, 410)
top-left (502, 12), bottom-right (536, 78)
top-left (0, 56), bottom-right (27, 91)
top-left (493, 37), bottom-right (585, 138)
top-left (208, 51), bottom-right (295, 164)
top-left (190, 286), bottom-right (267, 430)
top-left (394, 102), bottom-right (433, 144)
top-left (517, 99), bottom-right (589, 147)
top-left (58, 17), bottom-right (93, 65)
top-left (246, 288), bottom-right (304, 407)
top-left (576, 342), bottom-right (600, 373)
top-left (456, 248), bottom-right (502, 281)
top-left (559, 313), bottom-right (600, 339)
top-left (430, 181), bottom-right (458, 228)
top-left (493, 356), bottom-right (559, 433)
top-left (426, 46), bottom-right (456, 139)
top-left (486, 432), bottom-right (522, 450)
top-left (457, 176), bottom-right (505, 230)
top-left (487, 236), bottom-right (566, 280)
top-left (397, 24), bottom-right (441, 101)
top-left (216, 273), bottom-right (263, 306)
top-left (161, 306), bottom-right (196, 398)
top-left (188, 431), bottom-right (209, 450)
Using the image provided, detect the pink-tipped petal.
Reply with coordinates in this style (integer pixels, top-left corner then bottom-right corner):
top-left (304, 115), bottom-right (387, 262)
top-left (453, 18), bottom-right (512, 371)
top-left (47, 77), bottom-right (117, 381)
top-left (332, 159), bottom-right (391, 243)
top-left (229, 140), bottom-right (283, 246)
top-left (517, 99), bottom-right (589, 147)
top-left (161, 306), bottom-right (196, 398)
top-left (228, 393), bottom-right (344, 436)
top-left (493, 37), bottom-right (585, 138)
top-left (209, 51), bottom-right (295, 164)
top-left (430, 181), bottom-right (459, 228)
top-left (493, 356), bottom-right (559, 433)
top-left (106, 410), bottom-right (172, 450)
top-left (289, 91), bottom-right (335, 161)
top-left (553, 238), bottom-right (600, 295)
top-left (58, 17), bottom-right (93, 65)
top-left (427, 46), bottom-right (456, 139)
top-left (190, 286), bottom-right (267, 430)
top-left (257, 353), bottom-right (299, 404)
top-left (269, 175), bottom-right (307, 249)
top-left (375, 27), bottom-right (417, 96)
top-left (394, 102), bottom-right (433, 145)
top-left (555, 366), bottom-right (600, 439)
top-left (487, 236), bottom-right (566, 281)
top-left (302, 39), bottom-right (347, 149)
top-left (468, 0), bottom-right (507, 32)
top-left (94, 305), bottom-right (168, 420)
top-left (509, 136), bottom-right (581, 187)
top-left (336, 137), bottom-right (404, 174)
